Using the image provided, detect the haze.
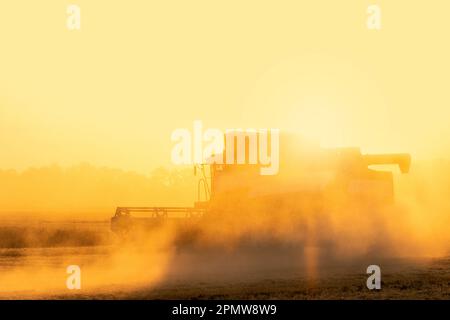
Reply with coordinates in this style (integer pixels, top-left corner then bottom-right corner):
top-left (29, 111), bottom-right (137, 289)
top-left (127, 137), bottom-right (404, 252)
top-left (1, 1), bottom-right (450, 173)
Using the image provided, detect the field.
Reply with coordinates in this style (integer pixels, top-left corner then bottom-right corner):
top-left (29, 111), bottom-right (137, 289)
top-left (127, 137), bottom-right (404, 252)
top-left (0, 219), bottom-right (448, 300)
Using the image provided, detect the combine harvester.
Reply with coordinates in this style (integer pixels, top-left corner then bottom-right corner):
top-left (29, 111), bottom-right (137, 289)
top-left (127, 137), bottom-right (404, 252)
top-left (111, 134), bottom-right (411, 249)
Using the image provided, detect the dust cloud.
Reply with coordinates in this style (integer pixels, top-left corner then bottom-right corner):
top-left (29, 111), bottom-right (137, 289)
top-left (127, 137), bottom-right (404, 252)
top-left (0, 136), bottom-right (448, 297)
top-left (0, 223), bottom-right (177, 296)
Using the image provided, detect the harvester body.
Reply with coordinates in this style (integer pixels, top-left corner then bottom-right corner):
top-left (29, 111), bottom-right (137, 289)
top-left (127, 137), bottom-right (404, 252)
top-left (111, 136), bottom-right (410, 246)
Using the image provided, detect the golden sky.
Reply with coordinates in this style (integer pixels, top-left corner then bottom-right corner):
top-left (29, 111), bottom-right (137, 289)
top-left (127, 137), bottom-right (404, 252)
top-left (1, 1), bottom-right (449, 173)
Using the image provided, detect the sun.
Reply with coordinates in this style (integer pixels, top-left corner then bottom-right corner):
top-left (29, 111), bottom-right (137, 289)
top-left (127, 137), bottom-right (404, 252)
top-left (289, 101), bottom-right (345, 148)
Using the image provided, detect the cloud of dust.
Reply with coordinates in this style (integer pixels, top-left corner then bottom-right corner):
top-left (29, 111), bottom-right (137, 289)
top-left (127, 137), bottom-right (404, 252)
top-left (394, 159), bottom-right (450, 257)
top-left (174, 134), bottom-right (450, 275)
top-left (0, 223), bottom-right (178, 297)
top-left (0, 135), bottom-right (448, 296)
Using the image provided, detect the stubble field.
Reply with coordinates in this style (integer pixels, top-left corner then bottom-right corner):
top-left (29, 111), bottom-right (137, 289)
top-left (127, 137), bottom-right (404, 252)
top-left (0, 219), bottom-right (448, 300)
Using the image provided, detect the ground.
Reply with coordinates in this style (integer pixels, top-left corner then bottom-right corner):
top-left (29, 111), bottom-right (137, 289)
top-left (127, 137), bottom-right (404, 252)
top-left (0, 219), bottom-right (448, 299)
